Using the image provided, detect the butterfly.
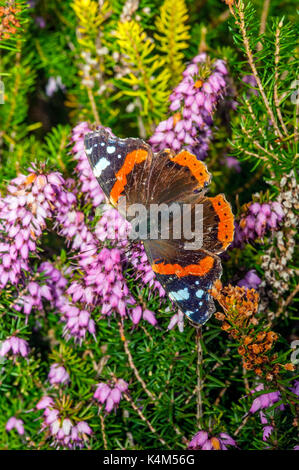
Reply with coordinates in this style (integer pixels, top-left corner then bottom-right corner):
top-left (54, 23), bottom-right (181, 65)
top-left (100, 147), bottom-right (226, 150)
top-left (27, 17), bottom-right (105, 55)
top-left (84, 129), bottom-right (234, 325)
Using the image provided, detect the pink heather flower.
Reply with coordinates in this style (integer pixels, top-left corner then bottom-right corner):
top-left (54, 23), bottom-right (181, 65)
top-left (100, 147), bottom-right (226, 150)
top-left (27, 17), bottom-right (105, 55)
top-left (131, 306), bottom-right (143, 325)
top-left (48, 363), bottom-right (70, 386)
top-left (127, 242), bottom-right (165, 297)
top-left (0, 336), bottom-right (29, 358)
top-left (6, 417), bottom-right (25, 435)
top-left (109, 387), bottom-right (121, 404)
top-left (0, 168), bottom-right (66, 288)
top-left (188, 430), bottom-right (209, 448)
top-left (188, 430), bottom-right (237, 450)
top-left (36, 396), bottom-right (54, 410)
top-left (94, 383), bottom-right (111, 403)
top-left (150, 53), bottom-right (228, 160)
top-left (94, 380), bottom-right (128, 413)
top-left (167, 310), bottom-right (184, 332)
top-left (76, 421), bottom-right (92, 436)
top-left (131, 306), bottom-right (158, 326)
top-left (60, 300), bottom-right (96, 344)
top-left (201, 440), bottom-right (213, 450)
top-left (95, 206), bottom-right (131, 247)
top-left (143, 309), bottom-right (157, 326)
top-left (36, 396), bottom-right (92, 449)
top-left (115, 379), bottom-right (128, 393)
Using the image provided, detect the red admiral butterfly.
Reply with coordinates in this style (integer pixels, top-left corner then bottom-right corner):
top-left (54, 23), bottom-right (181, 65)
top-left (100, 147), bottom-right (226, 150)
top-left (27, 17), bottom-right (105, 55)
top-left (84, 129), bottom-right (234, 325)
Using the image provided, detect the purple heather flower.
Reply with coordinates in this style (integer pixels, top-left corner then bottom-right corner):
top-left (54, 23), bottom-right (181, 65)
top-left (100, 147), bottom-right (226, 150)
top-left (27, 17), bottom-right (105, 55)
top-left (35, 16), bottom-right (46, 28)
top-left (290, 381), bottom-right (299, 397)
top-left (149, 53), bottom-right (228, 160)
top-left (48, 363), bottom-right (70, 386)
top-left (238, 270), bottom-right (262, 290)
top-left (6, 417), bottom-right (24, 435)
top-left (263, 425), bottom-right (274, 441)
top-left (38, 262), bottom-right (68, 309)
top-left (223, 156), bottom-right (241, 172)
top-left (219, 432), bottom-right (237, 447)
top-left (14, 280), bottom-right (53, 321)
top-left (0, 336), bottom-right (29, 358)
top-left (249, 385), bottom-right (283, 414)
top-left (233, 200), bottom-right (285, 246)
top-left (242, 75), bottom-right (258, 96)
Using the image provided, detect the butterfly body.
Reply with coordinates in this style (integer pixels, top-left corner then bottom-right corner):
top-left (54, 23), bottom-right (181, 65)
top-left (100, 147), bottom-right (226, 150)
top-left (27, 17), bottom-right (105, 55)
top-left (84, 129), bottom-right (234, 325)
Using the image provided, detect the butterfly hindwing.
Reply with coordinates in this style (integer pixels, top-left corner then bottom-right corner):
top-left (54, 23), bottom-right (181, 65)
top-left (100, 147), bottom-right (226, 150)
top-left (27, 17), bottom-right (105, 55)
top-left (144, 240), bottom-right (222, 324)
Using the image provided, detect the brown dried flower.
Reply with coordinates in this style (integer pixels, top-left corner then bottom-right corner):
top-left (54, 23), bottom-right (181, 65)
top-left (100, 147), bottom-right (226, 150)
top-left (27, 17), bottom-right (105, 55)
top-left (211, 282), bottom-right (290, 380)
top-left (0, 5), bottom-right (21, 41)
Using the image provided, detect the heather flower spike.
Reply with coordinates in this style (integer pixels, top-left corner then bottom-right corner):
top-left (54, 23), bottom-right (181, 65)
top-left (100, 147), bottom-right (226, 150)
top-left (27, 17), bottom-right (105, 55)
top-left (150, 53), bottom-right (228, 160)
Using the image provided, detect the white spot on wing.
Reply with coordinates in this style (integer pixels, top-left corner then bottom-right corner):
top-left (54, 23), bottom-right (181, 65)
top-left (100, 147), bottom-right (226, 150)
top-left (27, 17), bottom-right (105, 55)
top-left (107, 146), bottom-right (116, 154)
top-left (94, 157), bottom-right (110, 177)
top-left (185, 310), bottom-right (193, 317)
top-left (169, 288), bottom-right (190, 301)
top-left (196, 289), bottom-right (204, 299)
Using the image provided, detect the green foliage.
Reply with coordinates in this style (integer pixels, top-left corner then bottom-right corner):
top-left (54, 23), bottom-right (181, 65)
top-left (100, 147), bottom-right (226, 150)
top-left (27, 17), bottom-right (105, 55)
top-left (155, 0), bottom-right (190, 88)
top-left (114, 19), bottom-right (170, 134)
top-left (229, 0), bottom-right (299, 176)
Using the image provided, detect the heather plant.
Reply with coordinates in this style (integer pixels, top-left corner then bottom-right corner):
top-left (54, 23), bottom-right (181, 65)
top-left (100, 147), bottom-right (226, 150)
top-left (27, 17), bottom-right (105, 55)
top-left (0, 0), bottom-right (298, 451)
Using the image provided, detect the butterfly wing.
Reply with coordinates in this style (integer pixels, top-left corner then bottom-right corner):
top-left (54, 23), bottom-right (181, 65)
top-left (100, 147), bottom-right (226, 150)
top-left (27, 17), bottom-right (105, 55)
top-left (143, 238), bottom-right (222, 324)
top-left (141, 150), bottom-right (234, 325)
top-left (84, 129), bottom-right (153, 207)
top-left (85, 132), bottom-right (234, 325)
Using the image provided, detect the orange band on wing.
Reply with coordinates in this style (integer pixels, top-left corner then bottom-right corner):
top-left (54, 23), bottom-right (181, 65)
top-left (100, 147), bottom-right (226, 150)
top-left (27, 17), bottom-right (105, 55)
top-left (171, 150), bottom-right (210, 187)
top-left (209, 194), bottom-right (234, 249)
top-left (110, 149), bottom-right (148, 204)
top-left (152, 256), bottom-right (214, 278)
